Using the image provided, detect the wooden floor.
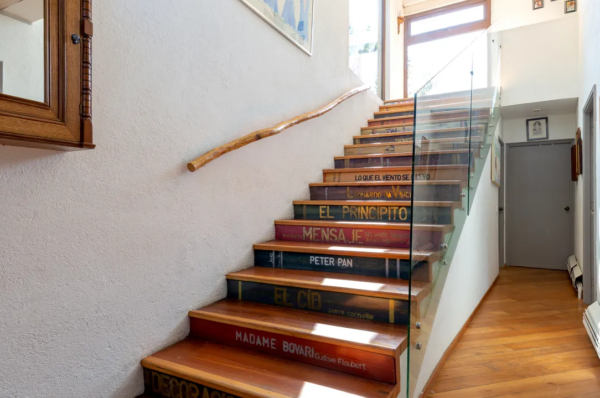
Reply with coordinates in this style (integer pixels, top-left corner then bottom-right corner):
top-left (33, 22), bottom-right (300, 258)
top-left (428, 266), bottom-right (600, 398)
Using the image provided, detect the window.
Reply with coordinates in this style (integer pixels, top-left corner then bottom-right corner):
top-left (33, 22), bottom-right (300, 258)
top-left (404, 0), bottom-right (491, 97)
top-left (349, 0), bottom-right (386, 99)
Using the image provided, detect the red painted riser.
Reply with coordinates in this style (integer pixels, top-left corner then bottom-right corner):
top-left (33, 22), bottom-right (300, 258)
top-left (275, 224), bottom-right (444, 249)
top-left (190, 318), bottom-right (397, 384)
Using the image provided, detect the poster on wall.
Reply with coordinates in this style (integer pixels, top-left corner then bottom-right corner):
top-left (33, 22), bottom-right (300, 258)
top-left (491, 133), bottom-right (502, 187)
top-left (526, 117), bottom-right (549, 141)
top-left (239, 0), bottom-right (315, 55)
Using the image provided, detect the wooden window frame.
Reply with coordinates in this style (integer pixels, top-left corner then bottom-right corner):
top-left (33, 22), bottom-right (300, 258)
top-left (0, 0), bottom-right (94, 151)
top-left (403, 0), bottom-right (491, 98)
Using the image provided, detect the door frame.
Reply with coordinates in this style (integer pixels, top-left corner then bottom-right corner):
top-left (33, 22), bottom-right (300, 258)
top-left (498, 137), bottom-right (505, 268)
top-left (583, 85), bottom-right (597, 304)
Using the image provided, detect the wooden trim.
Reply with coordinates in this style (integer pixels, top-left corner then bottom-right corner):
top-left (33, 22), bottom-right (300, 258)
top-left (293, 200), bottom-right (458, 208)
top-left (309, 180), bottom-right (462, 187)
top-left (226, 268), bottom-right (430, 301)
top-left (0, 0), bottom-right (95, 150)
top-left (187, 85), bottom-right (370, 172)
top-left (403, 0), bottom-right (492, 98)
top-left (419, 274), bottom-right (499, 398)
top-left (381, 0), bottom-right (386, 100)
top-left (81, 0), bottom-right (93, 144)
top-left (275, 219), bottom-right (453, 233)
top-left (324, 165), bottom-right (470, 173)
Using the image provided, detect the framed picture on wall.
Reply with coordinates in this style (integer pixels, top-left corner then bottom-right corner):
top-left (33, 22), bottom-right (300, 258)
top-left (571, 145), bottom-right (578, 181)
top-left (239, 0), bottom-right (315, 55)
top-left (533, 0), bottom-right (544, 10)
top-left (565, 0), bottom-right (577, 13)
top-left (576, 128), bottom-right (583, 175)
top-left (526, 117), bottom-right (549, 141)
top-left (491, 133), bottom-right (502, 187)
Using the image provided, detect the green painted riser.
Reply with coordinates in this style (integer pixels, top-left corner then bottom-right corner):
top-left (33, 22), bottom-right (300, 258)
top-left (227, 280), bottom-right (410, 325)
top-left (254, 250), bottom-right (430, 281)
top-left (293, 203), bottom-right (454, 225)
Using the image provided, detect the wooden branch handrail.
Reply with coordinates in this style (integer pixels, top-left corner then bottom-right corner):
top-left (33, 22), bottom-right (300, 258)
top-left (187, 85), bottom-right (371, 172)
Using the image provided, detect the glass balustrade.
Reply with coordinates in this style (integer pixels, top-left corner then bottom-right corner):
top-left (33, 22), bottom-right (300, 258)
top-left (407, 26), bottom-right (501, 398)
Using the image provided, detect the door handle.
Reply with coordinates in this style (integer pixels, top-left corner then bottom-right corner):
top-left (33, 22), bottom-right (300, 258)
top-left (565, 206), bottom-right (570, 211)
top-left (498, 207), bottom-right (504, 211)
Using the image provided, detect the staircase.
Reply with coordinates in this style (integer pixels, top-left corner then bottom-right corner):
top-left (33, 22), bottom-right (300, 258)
top-left (138, 95), bottom-right (492, 398)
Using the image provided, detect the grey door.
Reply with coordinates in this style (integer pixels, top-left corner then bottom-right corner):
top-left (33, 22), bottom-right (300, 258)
top-left (506, 141), bottom-right (574, 270)
top-left (498, 139), bottom-right (505, 267)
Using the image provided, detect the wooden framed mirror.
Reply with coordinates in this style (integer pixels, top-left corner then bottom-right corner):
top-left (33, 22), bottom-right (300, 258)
top-left (0, 0), bottom-right (94, 150)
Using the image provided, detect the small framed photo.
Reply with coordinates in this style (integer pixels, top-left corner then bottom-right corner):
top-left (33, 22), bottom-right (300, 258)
top-left (527, 117), bottom-right (549, 141)
top-left (565, 0), bottom-right (577, 13)
top-left (533, 0), bottom-right (544, 10)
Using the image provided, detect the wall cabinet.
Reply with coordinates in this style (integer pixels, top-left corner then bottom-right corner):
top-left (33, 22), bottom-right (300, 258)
top-left (0, 0), bottom-right (94, 150)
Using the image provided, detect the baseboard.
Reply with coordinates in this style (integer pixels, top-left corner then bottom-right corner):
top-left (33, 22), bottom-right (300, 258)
top-left (419, 274), bottom-right (500, 398)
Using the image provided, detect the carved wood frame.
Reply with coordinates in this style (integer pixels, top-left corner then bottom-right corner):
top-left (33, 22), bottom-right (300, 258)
top-left (0, 0), bottom-right (94, 151)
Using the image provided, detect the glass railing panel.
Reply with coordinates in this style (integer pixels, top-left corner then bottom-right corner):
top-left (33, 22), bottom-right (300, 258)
top-left (407, 27), bottom-right (501, 398)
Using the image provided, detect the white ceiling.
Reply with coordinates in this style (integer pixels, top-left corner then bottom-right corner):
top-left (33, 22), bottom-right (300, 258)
top-left (500, 98), bottom-right (579, 120)
top-left (1, 0), bottom-right (43, 24)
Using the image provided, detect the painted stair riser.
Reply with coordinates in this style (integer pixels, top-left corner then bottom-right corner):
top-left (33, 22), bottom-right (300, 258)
top-left (189, 318), bottom-right (397, 384)
top-left (294, 203), bottom-right (453, 225)
top-left (354, 131), bottom-right (481, 144)
top-left (367, 110), bottom-right (490, 127)
top-left (344, 142), bottom-right (476, 156)
top-left (382, 99), bottom-right (413, 108)
top-left (323, 168), bottom-right (468, 183)
top-left (227, 280), bottom-right (411, 325)
top-left (374, 107), bottom-right (484, 120)
top-left (361, 120), bottom-right (487, 135)
top-left (334, 152), bottom-right (472, 169)
top-left (373, 110), bottom-right (414, 119)
top-left (274, 224), bottom-right (444, 250)
top-left (255, 250), bottom-right (431, 282)
top-left (143, 368), bottom-right (240, 398)
top-left (309, 184), bottom-right (462, 201)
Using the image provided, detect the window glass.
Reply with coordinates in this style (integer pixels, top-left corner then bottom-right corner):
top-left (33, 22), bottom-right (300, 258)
top-left (407, 30), bottom-right (487, 97)
top-left (411, 5), bottom-right (484, 36)
top-left (349, 0), bottom-right (383, 98)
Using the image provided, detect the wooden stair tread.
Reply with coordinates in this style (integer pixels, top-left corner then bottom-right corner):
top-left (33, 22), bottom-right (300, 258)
top-left (345, 137), bottom-right (483, 149)
top-left (323, 165), bottom-right (469, 173)
top-left (142, 338), bottom-right (397, 398)
top-left (310, 180), bottom-right (462, 187)
top-left (334, 149), bottom-right (472, 160)
top-left (368, 110), bottom-right (476, 124)
top-left (275, 219), bottom-right (453, 233)
top-left (254, 240), bottom-right (438, 261)
top-left (227, 267), bottom-right (430, 301)
top-left (377, 99), bottom-right (490, 113)
top-left (360, 116), bottom-right (488, 131)
top-left (353, 126), bottom-right (484, 140)
top-left (294, 200), bottom-right (457, 207)
top-left (190, 299), bottom-right (408, 355)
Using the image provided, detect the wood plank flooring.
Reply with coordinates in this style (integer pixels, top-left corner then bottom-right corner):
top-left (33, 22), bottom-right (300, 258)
top-left (428, 266), bottom-right (600, 398)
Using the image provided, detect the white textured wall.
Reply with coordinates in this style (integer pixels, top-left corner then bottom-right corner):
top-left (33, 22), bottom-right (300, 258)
top-left (499, 17), bottom-right (579, 107)
top-left (0, 1), bottom-right (381, 397)
top-left (502, 113), bottom-right (578, 144)
top-left (0, 14), bottom-right (44, 101)
top-left (413, 152), bottom-right (500, 397)
top-left (574, 0), bottom-right (600, 302)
